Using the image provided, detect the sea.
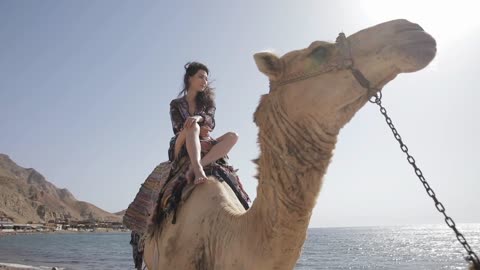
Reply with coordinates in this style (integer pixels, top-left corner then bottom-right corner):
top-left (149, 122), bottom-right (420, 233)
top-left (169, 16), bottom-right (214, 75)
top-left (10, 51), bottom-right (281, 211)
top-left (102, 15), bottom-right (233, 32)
top-left (0, 224), bottom-right (479, 270)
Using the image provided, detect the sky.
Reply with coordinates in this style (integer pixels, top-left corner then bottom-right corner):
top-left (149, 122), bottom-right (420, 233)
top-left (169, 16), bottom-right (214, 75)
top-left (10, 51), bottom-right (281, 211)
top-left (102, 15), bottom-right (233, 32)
top-left (0, 0), bottom-right (479, 228)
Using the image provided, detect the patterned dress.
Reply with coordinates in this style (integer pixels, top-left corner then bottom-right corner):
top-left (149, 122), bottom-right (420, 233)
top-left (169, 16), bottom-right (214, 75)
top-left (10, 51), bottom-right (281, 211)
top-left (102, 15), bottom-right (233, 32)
top-left (162, 95), bottom-right (250, 211)
top-left (168, 95), bottom-right (217, 162)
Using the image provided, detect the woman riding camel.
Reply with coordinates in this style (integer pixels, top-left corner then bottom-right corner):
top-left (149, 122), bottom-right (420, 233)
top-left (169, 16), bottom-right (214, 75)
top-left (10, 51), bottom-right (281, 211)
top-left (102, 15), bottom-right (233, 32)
top-left (168, 61), bottom-right (239, 184)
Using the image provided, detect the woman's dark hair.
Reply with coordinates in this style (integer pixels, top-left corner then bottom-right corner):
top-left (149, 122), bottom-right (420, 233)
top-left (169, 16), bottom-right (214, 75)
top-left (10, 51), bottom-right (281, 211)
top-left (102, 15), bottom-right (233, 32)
top-left (178, 61), bottom-right (215, 110)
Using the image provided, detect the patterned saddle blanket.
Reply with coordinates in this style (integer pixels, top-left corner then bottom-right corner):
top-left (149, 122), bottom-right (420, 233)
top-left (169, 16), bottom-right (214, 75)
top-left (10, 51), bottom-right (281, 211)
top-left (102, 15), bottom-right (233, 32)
top-left (123, 158), bottom-right (250, 234)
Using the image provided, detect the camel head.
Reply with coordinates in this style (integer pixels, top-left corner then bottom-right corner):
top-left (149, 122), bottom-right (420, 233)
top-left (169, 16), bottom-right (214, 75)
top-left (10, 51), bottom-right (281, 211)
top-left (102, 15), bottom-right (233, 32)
top-left (253, 19), bottom-right (436, 134)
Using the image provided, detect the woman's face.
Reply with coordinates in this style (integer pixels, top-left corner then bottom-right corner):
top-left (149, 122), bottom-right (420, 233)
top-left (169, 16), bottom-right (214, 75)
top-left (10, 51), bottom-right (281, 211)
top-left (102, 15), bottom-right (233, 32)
top-left (188, 69), bottom-right (208, 92)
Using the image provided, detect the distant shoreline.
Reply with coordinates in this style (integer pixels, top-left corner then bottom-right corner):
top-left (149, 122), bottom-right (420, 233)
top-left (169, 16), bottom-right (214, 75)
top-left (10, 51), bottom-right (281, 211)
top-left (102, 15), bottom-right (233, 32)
top-left (0, 262), bottom-right (58, 270)
top-left (0, 229), bottom-right (129, 237)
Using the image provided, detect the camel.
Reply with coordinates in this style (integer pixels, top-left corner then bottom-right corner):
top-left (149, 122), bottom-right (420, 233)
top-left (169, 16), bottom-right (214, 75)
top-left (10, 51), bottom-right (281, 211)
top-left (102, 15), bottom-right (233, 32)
top-left (143, 19), bottom-right (437, 269)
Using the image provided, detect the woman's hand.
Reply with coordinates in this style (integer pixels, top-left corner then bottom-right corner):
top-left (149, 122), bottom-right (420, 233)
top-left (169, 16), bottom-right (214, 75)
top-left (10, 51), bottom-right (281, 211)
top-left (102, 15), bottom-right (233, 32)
top-left (199, 126), bottom-right (212, 137)
top-left (184, 116), bottom-right (203, 129)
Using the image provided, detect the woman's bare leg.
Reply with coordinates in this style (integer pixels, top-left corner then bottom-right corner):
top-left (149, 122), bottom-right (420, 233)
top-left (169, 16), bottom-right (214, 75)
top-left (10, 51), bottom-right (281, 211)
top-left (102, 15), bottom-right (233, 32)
top-left (200, 132), bottom-right (239, 167)
top-left (184, 123), bottom-right (208, 183)
top-left (173, 129), bottom-right (187, 160)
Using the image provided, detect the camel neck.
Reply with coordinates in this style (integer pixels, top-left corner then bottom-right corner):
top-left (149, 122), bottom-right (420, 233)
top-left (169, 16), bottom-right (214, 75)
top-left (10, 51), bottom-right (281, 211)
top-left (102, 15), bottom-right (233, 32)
top-left (254, 112), bottom-right (336, 217)
top-left (255, 94), bottom-right (337, 192)
top-left (244, 94), bottom-right (337, 263)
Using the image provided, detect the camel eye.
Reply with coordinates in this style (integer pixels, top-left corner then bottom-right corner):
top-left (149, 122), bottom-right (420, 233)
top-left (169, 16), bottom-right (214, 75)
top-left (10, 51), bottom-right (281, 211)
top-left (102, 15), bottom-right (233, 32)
top-left (311, 47), bottom-right (328, 63)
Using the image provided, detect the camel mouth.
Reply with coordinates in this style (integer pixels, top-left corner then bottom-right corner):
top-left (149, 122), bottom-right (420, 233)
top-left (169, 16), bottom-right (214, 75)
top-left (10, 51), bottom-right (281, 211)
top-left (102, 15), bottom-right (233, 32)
top-left (397, 31), bottom-right (437, 72)
top-left (398, 27), bottom-right (436, 48)
top-left (403, 36), bottom-right (437, 56)
top-left (395, 23), bottom-right (437, 55)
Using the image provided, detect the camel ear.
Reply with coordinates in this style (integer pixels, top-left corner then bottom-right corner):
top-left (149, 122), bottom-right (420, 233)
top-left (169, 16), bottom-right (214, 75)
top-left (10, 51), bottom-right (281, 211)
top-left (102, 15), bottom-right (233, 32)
top-left (254, 52), bottom-right (282, 80)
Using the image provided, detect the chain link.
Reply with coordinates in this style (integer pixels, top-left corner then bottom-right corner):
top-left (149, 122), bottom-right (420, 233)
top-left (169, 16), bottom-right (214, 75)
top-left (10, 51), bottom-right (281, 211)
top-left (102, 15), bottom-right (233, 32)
top-left (369, 93), bottom-right (480, 269)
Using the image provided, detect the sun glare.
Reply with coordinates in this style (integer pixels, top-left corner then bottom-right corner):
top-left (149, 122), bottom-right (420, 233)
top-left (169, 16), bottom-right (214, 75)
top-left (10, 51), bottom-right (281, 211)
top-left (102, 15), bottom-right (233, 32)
top-left (359, 0), bottom-right (479, 46)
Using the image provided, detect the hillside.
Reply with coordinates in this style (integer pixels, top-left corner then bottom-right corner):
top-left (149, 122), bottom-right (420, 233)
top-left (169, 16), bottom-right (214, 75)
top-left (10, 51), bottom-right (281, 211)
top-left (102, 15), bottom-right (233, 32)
top-left (0, 154), bottom-right (121, 223)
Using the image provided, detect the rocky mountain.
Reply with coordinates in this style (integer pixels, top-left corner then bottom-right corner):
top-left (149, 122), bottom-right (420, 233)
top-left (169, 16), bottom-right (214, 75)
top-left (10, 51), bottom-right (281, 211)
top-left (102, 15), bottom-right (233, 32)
top-left (114, 209), bottom-right (126, 216)
top-left (0, 153), bottom-right (121, 223)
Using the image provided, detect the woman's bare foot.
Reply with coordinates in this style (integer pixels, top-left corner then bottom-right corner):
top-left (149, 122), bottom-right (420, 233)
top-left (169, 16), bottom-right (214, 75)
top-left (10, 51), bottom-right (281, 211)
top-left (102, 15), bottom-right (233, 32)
top-left (194, 176), bottom-right (208, 185)
top-left (192, 164), bottom-right (208, 185)
top-left (186, 164), bottom-right (208, 185)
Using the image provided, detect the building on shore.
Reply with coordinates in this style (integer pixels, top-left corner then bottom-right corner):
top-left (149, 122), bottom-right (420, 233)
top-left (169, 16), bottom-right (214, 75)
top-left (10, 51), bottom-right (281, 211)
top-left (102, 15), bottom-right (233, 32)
top-left (0, 217), bottom-right (14, 232)
top-left (0, 215), bottom-right (126, 233)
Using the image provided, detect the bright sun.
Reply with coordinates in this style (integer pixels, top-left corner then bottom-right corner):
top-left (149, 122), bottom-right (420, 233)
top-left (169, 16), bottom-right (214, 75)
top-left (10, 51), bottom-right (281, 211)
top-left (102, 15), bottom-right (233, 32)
top-left (359, 0), bottom-right (480, 46)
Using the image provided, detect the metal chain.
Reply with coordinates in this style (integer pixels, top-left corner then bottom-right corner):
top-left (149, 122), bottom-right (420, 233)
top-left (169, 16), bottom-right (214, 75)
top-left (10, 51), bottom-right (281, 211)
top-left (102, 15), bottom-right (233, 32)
top-left (369, 92), bottom-right (480, 269)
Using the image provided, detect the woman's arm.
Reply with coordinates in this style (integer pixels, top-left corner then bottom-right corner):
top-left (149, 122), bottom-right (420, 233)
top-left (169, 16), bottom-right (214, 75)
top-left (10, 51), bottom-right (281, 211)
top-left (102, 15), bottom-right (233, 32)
top-left (170, 100), bottom-right (184, 135)
top-left (198, 106), bottom-right (216, 131)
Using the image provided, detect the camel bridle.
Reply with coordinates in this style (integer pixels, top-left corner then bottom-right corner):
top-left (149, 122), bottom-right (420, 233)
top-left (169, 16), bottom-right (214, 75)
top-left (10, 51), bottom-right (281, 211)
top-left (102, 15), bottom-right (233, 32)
top-left (269, 32), bottom-right (381, 100)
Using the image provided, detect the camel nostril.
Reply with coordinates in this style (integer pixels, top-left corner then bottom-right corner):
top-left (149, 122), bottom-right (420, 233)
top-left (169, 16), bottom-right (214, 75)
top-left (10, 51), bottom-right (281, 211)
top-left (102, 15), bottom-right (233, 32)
top-left (397, 23), bottom-right (424, 33)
